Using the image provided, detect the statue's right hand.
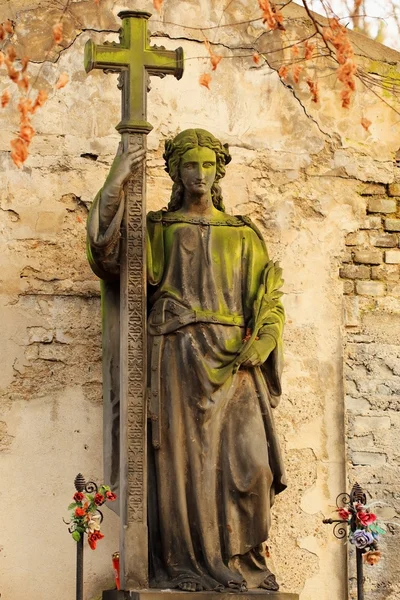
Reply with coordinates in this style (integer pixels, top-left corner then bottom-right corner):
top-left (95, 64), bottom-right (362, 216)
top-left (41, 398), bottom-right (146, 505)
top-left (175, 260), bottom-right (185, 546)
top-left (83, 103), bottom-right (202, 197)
top-left (103, 142), bottom-right (146, 198)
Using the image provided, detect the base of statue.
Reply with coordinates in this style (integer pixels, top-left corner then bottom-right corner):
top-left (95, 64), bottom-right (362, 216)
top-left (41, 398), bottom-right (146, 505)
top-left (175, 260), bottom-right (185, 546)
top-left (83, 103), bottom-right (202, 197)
top-left (102, 590), bottom-right (299, 600)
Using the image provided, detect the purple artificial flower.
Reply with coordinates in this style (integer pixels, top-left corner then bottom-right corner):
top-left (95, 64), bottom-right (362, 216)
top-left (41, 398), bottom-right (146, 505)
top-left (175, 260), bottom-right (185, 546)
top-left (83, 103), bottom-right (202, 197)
top-left (351, 529), bottom-right (374, 550)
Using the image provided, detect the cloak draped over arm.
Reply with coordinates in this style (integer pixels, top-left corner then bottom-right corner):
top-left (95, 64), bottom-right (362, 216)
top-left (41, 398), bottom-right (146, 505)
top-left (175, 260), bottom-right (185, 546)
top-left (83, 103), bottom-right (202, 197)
top-left (241, 218), bottom-right (285, 407)
top-left (86, 189), bottom-right (124, 281)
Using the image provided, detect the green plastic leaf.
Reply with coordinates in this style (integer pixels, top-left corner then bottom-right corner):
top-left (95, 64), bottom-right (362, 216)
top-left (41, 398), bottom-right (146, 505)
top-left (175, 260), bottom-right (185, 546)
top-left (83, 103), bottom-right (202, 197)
top-left (370, 524), bottom-right (386, 535)
top-left (68, 503), bottom-right (77, 511)
top-left (72, 531), bottom-right (81, 542)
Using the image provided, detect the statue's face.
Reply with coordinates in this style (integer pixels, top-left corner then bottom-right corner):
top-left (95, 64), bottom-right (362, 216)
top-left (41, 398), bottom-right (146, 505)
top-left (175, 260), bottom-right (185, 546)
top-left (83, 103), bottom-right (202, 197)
top-left (179, 146), bottom-right (216, 195)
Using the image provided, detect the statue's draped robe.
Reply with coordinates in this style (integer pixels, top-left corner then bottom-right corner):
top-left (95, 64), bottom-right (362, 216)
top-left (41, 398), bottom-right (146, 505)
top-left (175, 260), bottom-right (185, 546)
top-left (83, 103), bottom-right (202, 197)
top-left (87, 195), bottom-right (286, 590)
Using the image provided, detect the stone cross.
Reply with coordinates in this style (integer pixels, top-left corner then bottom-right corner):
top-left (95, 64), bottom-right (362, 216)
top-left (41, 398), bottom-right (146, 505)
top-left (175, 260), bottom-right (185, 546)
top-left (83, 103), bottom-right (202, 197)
top-left (84, 11), bottom-right (183, 591)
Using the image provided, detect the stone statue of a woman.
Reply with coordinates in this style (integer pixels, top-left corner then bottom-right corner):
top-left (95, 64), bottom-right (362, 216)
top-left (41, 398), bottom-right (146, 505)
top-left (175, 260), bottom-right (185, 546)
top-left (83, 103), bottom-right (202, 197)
top-left (87, 128), bottom-right (286, 592)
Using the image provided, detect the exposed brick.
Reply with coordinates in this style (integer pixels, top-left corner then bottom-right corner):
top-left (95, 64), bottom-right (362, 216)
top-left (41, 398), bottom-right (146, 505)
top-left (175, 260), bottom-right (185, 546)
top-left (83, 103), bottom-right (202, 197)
top-left (339, 265), bottom-right (370, 280)
top-left (342, 250), bottom-right (353, 264)
top-left (343, 280), bottom-right (354, 295)
top-left (388, 183), bottom-right (400, 197)
top-left (387, 283), bottom-right (400, 297)
top-left (384, 218), bottom-right (400, 231)
top-left (385, 250), bottom-right (400, 264)
top-left (359, 183), bottom-right (386, 196)
top-left (353, 250), bottom-right (382, 265)
top-left (367, 198), bottom-right (397, 213)
top-left (359, 216), bottom-right (382, 230)
top-left (346, 396), bottom-right (371, 412)
top-left (352, 451), bottom-right (387, 466)
top-left (369, 232), bottom-right (398, 247)
top-left (344, 296), bottom-right (360, 327)
top-left (345, 231), bottom-right (367, 246)
top-left (354, 415), bottom-right (391, 434)
top-left (371, 265), bottom-right (400, 282)
top-left (355, 280), bottom-right (386, 296)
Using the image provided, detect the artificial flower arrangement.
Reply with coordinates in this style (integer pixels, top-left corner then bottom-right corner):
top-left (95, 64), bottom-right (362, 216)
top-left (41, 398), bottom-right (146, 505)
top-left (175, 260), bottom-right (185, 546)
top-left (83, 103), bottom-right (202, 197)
top-left (337, 500), bottom-right (386, 565)
top-left (66, 485), bottom-right (117, 550)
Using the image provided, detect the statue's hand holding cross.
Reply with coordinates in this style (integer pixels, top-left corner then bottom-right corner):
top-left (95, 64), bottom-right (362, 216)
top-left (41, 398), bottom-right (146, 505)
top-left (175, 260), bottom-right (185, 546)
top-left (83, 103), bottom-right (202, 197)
top-left (99, 143), bottom-right (146, 233)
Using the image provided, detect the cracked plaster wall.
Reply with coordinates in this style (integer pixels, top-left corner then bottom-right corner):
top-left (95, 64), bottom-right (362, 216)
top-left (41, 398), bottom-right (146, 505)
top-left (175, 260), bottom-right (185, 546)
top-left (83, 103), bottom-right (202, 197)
top-left (1, 1), bottom-right (400, 599)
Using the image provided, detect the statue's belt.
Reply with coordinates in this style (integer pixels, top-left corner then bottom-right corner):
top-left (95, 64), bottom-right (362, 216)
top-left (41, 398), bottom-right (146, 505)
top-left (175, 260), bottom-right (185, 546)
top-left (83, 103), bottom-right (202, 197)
top-left (148, 300), bottom-right (245, 450)
top-left (148, 308), bottom-right (244, 336)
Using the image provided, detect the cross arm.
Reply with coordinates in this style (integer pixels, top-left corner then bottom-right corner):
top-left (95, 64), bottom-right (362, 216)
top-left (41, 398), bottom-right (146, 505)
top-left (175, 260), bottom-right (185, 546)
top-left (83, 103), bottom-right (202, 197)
top-left (84, 40), bottom-right (129, 74)
top-left (144, 46), bottom-right (184, 79)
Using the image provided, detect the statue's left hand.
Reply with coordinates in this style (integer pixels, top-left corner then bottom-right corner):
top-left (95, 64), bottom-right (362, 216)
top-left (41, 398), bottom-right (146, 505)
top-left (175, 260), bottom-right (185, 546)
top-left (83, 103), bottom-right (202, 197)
top-left (239, 335), bottom-right (276, 368)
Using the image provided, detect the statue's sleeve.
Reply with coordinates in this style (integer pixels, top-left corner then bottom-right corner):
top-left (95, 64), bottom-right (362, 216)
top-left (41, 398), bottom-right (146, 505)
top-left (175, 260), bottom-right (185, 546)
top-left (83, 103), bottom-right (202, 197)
top-left (242, 221), bottom-right (285, 407)
top-left (146, 211), bottom-right (165, 285)
top-left (86, 190), bottom-right (125, 280)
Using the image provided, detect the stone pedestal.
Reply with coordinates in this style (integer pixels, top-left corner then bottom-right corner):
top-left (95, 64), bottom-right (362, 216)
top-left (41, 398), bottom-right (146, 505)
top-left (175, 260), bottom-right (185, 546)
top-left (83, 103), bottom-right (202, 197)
top-left (103, 590), bottom-right (299, 600)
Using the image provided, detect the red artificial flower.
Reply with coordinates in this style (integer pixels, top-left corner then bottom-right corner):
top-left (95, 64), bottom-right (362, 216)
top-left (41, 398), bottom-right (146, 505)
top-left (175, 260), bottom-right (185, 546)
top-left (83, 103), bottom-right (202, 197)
top-left (73, 492), bottom-right (85, 502)
top-left (358, 511), bottom-right (377, 527)
top-left (106, 490), bottom-right (117, 501)
top-left (94, 493), bottom-right (105, 506)
top-left (88, 530), bottom-right (104, 550)
top-left (338, 508), bottom-right (350, 520)
top-left (75, 507), bottom-right (86, 517)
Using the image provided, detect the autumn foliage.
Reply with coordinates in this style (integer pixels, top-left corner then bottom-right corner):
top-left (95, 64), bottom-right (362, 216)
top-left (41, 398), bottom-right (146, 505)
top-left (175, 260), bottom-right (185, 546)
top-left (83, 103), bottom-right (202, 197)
top-left (1, 18), bottom-right (68, 167)
top-left (322, 18), bottom-right (357, 108)
top-left (0, 1), bottom-right (383, 167)
top-left (258, 0), bottom-right (285, 31)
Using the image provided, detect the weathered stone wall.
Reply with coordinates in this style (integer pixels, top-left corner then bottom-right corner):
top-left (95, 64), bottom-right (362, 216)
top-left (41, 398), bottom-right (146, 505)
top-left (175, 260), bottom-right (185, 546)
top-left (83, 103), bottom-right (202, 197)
top-left (1, 1), bottom-right (400, 599)
top-left (341, 182), bottom-right (400, 600)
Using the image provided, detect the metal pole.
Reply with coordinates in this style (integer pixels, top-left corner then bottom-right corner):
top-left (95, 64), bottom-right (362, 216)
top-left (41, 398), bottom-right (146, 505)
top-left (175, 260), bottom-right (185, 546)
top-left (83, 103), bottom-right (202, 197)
top-left (74, 473), bottom-right (86, 600)
top-left (356, 549), bottom-right (364, 600)
top-left (76, 534), bottom-right (84, 600)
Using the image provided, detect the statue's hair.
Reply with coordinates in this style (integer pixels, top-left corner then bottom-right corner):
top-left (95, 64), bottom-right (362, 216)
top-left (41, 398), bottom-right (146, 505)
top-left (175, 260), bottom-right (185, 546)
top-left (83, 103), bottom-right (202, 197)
top-left (163, 129), bottom-right (231, 212)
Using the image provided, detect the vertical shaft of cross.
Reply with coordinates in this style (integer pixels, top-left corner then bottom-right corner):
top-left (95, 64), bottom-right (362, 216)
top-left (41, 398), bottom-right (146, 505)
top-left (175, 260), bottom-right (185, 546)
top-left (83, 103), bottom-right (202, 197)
top-left (84, 10), bottom-right (183, 590)
top-left (119, 129), bottom-right (148, 589)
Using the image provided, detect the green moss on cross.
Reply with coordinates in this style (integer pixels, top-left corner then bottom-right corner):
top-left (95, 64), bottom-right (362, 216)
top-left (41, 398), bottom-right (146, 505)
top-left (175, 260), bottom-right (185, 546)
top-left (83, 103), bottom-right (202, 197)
top-left (84, 10), bottom-right (184, 134)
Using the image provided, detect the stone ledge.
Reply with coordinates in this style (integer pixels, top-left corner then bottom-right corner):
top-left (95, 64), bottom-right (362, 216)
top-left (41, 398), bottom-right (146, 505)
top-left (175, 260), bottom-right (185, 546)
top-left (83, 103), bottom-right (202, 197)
top-left (102, 591), bottom-right (299, 600)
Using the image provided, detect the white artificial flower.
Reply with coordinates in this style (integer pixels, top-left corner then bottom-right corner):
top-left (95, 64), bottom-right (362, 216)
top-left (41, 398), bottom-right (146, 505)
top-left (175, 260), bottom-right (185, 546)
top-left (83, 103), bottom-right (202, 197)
top-left (87, 513), bottom-right (101, 533)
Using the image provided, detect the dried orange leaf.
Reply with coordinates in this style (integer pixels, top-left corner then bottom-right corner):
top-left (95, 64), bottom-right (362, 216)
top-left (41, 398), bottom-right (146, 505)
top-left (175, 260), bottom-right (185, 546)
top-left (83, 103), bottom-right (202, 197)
top-left (19, 123), bottom-right (35, 143)
top-left (10, 137), bottom-right (29, 168)
top-left (1, 89), bottom-right (10, 108)
top-left (199, 73), bottom-right (211, 90)
top-left (55, 72), bottom-right (69, 89)
top-left (0, 24), bottom-right (5, 41)
top-left (361, 118), bottom-right (371, 131)
top-left (253, 52), bottom-right (261, 65)
top-left (0, 51), bottom-right (4, 66)
top-left (18, 97), bottom-right (33, 119)
top-left (306, 78), bottom-right (319, 103)
top-left (278, 65), bottom-right (289, 80)
top-left (21, 56), bottom-right (29, 73)
top-left (4, 20), bottom-right (13, 34)
top-left (292, 64), bottom-right (303, 84)
top-left (6, 46), bottom-right (16, 62)
top-left (291, 45), bottom-right (299, 58)
top-left (32, 89), bottom-right (48, 113)
top-left (18, 75), bottom-right (29, 93)
top-left (258, 0), bottom-right (285, 31)
top-left (204, 40), bottom-right (222, 71)
top-left (304, 41), bottom-right (315, 60)
top-left (6, 62), bottom-right (19, 83)
top-left (153, 0), bottom-right (163, 12)
top-left (53, 23), bottom-right (63, 45)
